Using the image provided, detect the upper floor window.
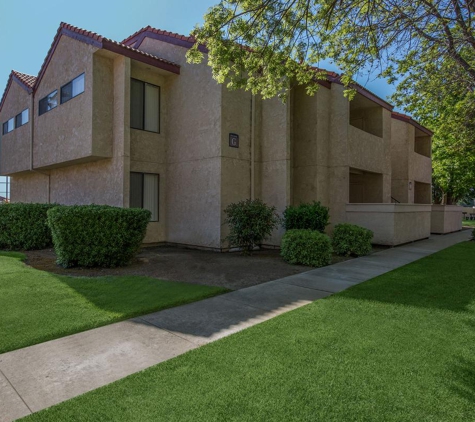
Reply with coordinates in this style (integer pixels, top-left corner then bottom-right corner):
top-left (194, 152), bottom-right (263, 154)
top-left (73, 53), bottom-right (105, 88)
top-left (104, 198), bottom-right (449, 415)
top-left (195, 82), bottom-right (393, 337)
top-left (61, 73), bottom-right (85, 104)
top-left (39, 90), bottom-right (58, 116)
top-left (2, 118), bottom-right (14, 135)
top-left (130, 78), bottom-right (160, 133)
top-left (15, 109), bottom-right (29, 128)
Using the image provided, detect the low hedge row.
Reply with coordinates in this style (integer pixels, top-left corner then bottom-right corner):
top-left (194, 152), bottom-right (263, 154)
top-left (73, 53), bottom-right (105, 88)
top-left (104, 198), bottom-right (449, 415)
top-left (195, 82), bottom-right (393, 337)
top-left (281, 223), bottom-right (373, 267)
top-left (0, 203), bottom-right (57, 250)
top-left (332, 223), bottom-right (373, 257)
top-left (281, 229), bottom-right (332, 267)
top-left (283, 201), bottom-right (329, 233)
top-left (47, 205), bottom-right (150, 268)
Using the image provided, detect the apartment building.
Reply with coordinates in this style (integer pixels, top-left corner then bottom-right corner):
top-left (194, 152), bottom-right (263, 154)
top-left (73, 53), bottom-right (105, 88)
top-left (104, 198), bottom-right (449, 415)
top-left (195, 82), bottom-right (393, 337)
top-left (0, 22), bottom-right (439, 248)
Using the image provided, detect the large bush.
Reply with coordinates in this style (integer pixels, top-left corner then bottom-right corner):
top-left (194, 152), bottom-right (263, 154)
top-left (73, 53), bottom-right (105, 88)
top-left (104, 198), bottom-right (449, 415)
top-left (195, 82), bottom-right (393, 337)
top-left (283, 201), bottom-right (330, 233)
top-left (332, 223), bottom-right (373, 257)
top-left (281, 229), bottom-right (332, 267)
top-left (47, 205), bottom-right (151, 268)
top-left (0, 203), bottom-right (57, 250)
top-left (224, 199), bottom-right (280, 254)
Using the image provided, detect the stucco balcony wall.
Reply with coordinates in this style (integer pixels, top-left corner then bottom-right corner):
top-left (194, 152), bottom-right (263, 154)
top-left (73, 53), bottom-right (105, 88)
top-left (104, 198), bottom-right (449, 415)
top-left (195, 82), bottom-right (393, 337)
top-left (348, 125), bottom-right (387, 174)
top-left (346, 203), bottom-right (431, 245)
top-left (411, 152), bottom-right (432, 183)
top-left (431, 205), bottom-right (463, 234)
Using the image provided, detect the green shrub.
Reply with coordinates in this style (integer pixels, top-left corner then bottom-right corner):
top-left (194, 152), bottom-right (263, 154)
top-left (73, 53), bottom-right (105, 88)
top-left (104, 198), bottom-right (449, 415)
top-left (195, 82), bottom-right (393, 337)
top-left (224, 199), bottom-right (280, 254)
top-left (332, 223), bottom-right (373, 257)
top-left (283, 201), bottom-right (330, 233)
top-left (0, 203), bottom-right (57, 250)
top-left (472, 228), bottom-right (475, 240)
top-left (281, 229), bottom-right (332, 267)
top-left (47, 205), bottom-right (150, 268)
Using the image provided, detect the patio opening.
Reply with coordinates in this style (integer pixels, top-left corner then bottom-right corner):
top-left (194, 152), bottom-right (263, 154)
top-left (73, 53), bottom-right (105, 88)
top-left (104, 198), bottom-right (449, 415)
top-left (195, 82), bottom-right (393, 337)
top-left (414, 128), bottom-right (431, 157)
top-left (349, 168), bottom-right (384, 203)
top-left (349, 93), bottom-right (383, 138)
top-left (414, 181), bottom-right (431, 204)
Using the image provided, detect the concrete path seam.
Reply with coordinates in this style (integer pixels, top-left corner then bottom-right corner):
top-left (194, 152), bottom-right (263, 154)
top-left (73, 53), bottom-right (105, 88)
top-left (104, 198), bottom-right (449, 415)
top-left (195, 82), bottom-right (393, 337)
top-left (0, 368), bottom-right (32, 415)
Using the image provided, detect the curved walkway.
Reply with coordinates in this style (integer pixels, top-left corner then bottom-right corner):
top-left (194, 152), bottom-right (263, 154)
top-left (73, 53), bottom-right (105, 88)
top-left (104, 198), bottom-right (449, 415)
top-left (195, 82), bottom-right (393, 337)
top-left (0, 230), bottom-right (471, 421)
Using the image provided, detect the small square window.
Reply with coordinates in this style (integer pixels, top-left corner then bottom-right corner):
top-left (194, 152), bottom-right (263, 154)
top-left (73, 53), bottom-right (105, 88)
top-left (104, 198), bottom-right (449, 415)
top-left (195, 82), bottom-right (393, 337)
top-left (3, 118), bottom-right (14, 134)
top-left (61, 73), bottom-right (85, 104)
top-left (15, 108), bottom-right (29, 128)
top-left (39, 91), bottom-right (58, 116)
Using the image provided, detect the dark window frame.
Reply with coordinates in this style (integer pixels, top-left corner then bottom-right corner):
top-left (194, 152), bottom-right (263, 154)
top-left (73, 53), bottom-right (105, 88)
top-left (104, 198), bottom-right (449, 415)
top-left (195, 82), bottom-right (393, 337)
top-left (2, 117), bottom-right (14, 135)
top-left (15, 108), bottom-right (29, 128)
top-left (129, 172), bottom-right (160, 222)
top-left (60, 73), bottom-right (85, 105)
top-left (130, 78), bottom-right (161, 134)
top-left (39, 90), bottom-right (58, 116)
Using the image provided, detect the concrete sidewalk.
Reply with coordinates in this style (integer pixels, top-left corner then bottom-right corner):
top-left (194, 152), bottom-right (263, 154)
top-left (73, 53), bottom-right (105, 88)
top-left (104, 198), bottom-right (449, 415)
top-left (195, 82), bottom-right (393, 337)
top-left (0, 230), bottom-right (471, 421)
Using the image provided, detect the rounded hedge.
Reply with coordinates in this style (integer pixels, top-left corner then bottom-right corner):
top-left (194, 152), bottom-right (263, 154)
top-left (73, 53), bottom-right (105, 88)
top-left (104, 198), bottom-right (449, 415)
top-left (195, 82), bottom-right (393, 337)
top-left (281, 229), bottom-right (332, 267)
top-left (47, 205), bottom-right (151, 268)
top-left (332, 223), bottom-right (373, 257)
top-left (283, 201), bottom-right (330, 233)
top-left (0, 203), bottom-right (57, 250)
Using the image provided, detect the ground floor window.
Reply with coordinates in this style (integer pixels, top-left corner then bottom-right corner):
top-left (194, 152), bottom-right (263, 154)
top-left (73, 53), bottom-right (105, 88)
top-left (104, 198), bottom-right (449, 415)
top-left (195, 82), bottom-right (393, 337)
top-left (130, 172), bottom-right (159, 221)
top-left (0, 176), bottom-right (10, 202)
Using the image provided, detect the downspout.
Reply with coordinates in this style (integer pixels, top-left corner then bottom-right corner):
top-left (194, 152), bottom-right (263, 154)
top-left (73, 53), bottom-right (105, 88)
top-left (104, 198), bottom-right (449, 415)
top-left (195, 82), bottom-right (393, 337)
top-left (29, 91), bottom-right (51, 203)
top-left (250, 94), bottom-right (256, 200)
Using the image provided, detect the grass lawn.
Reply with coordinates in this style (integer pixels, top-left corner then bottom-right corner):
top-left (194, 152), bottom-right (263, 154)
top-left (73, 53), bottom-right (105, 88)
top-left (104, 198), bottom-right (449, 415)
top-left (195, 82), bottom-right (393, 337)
top-left (0, 252), bottom-right (227, 354)
top-left (462, 219), bottom-right (475, 227)
top-left (23, 241), bottom-right (475, 422)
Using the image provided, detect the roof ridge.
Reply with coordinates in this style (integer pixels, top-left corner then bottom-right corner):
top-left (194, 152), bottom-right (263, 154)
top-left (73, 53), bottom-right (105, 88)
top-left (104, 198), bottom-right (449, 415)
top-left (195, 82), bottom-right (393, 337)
top-left (122, 26), bottom-right (195, 45)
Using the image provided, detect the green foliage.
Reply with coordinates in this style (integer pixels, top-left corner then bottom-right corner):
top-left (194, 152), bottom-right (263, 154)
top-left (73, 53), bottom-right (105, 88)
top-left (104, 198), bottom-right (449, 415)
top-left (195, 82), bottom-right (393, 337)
top-left (47, 205), bottom-right (150, 268)
top-left (0, 203), bottom-right (57, 250)
top-left (281, 229), bottom-right (332, 267)
top-left (283, 201), bottom-right (329, 233)
top-left (332, 223), bottom-right (373, 257)
top-left (389, 50), bottom-right (475, 205)
top-left (472, 228), bottom-right (475, 240)
top-left (188, 1), bottom-right (475, 103)
top-left (224, 199), bottom-right (280, 253)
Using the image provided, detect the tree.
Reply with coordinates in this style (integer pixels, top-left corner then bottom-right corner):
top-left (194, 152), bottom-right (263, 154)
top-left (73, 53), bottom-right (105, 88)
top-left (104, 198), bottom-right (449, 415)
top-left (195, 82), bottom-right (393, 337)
top-left (188, 0), bottom-right (475, 100)
top-left (188, 0), bottom-right (475, 203)
top-left (389, 50), bottom-right (475, 204)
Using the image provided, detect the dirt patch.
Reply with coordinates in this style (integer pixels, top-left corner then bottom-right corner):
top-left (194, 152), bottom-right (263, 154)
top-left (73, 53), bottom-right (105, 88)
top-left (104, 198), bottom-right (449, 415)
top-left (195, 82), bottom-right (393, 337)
top-left (24, 245), bottom-right (387, 291)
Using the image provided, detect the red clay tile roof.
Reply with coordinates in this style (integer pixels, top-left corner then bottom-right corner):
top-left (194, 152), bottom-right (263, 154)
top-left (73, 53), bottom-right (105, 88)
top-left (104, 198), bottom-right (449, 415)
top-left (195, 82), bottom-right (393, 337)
top-left (34, 22), bottom-right (180, 90)
top-left (391, 111), bottom-right (433, 135)
top-left (11, 71), bottom-right (37, 89)
top-left (122, 26), bottom-right (197, 46)
top-left (0, 70), bottom-right (37, 114)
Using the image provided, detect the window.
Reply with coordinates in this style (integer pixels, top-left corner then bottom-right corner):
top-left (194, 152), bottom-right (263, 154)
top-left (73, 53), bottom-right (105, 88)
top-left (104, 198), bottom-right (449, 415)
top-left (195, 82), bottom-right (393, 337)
top-left (2, 118), bottom-right (14, 135)
top-left (39, 90), bottom-right (58, 116)
top-left (0, 176), bottom-right (10, 201)
top-left (61, 73), bottom-right (85, 104)
top-left (15, 109), bottom-right (29, 128)
top-left (130, 79), bottom-right (160, 133)
top-left (130, 172), bottom-right (159, 221)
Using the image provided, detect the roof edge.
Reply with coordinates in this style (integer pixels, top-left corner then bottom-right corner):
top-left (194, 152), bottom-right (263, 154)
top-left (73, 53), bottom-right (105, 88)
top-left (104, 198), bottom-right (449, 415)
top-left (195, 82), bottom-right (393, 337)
top-left (391, 112), bottom-right (433, 136)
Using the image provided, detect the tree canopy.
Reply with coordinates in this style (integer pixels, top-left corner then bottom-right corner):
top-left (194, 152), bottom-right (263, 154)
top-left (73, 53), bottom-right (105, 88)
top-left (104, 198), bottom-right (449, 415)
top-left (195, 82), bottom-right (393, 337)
top-left (188, 0), bottom-right (475, 99)
top-left (188, 0), bottom-right (475, 203)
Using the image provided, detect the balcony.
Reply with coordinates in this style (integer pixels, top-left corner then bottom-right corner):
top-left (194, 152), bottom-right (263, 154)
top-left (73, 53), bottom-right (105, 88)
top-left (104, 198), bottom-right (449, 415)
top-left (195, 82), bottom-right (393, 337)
top-left (346, 203), bottom-right (431, 245)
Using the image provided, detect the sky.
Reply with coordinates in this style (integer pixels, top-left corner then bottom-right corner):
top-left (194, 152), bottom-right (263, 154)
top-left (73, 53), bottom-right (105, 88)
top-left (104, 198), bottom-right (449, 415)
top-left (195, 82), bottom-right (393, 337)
top-left (0, 0), bottom-right (396, 102)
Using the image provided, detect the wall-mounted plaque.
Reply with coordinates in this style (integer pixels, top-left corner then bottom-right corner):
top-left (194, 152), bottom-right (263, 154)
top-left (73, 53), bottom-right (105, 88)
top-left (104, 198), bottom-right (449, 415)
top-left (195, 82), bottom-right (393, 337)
top-left (229, 133), bottom-right (239, 148)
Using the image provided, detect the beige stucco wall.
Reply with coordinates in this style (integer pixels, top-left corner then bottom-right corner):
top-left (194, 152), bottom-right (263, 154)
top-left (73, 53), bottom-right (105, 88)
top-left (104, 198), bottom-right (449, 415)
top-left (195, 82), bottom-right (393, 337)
top-left (0, 81), bottom-right (32, 175)
top-left (138, 37), bottom-right (223, 248)
top-left (34, 36), bottom-right (111, 169)
top-left (292, 85), bottom-right (330, 209)
top-left (431, 205), bottom-right (463, 234)
top-left (391, 117), bottom-right (432, 204)
top-left (346, 203), bottom-right (431, 245)
top-left (10, 172), bottom-right (50, 203)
